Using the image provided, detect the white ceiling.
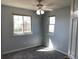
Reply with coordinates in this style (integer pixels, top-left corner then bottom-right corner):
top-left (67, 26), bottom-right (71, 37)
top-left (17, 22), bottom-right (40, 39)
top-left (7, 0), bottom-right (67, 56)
top-left (1, 0), bottom-right (71, 11)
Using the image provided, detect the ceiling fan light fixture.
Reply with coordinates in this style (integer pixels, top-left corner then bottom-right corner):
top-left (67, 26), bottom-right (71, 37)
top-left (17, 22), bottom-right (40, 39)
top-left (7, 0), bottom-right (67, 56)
top-left (36, 9), bottom-right (44, 15)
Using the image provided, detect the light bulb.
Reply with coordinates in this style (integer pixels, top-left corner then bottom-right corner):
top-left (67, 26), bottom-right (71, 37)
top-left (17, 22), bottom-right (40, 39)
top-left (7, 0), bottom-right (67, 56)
top-left (40, 9), bottom-right (44, 14)
top-left (36, 9), bottom-right (41, 15)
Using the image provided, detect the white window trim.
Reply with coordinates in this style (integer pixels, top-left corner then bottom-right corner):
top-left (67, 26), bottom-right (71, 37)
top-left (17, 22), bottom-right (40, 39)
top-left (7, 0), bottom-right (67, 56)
top-left (13, 14), bottom-right (32, 35)
top-left (48, 16), bottom-right (56, 33)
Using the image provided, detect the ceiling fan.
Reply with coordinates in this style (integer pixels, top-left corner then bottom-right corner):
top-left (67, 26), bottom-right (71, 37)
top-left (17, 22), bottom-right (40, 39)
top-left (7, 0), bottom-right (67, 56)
top-left (36, 0), bottom-right (53, 15)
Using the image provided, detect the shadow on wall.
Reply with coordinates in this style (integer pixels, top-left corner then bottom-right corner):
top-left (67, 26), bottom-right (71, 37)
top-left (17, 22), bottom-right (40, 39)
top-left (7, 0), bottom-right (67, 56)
top-left (37, 37), bottom-right (54, 51)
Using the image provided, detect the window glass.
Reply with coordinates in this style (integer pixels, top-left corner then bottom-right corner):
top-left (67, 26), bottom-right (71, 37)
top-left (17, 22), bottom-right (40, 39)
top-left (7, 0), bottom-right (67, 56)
top-left (49, 25), bottom-right (55, 32)
top-left (49, 17), bottom-right (55, 24)
top-left (24, 16), bottom-right (31, 32)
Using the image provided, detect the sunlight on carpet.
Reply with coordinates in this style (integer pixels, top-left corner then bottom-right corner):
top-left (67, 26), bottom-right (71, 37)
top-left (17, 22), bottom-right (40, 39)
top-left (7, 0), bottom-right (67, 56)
top-left (37, 38), bottom-right (54, 51)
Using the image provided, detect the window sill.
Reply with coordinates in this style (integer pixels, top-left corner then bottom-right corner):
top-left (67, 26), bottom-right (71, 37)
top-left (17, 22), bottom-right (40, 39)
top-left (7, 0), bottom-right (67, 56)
top-left (13, 32), bottom-right (32, 36)
top-left (48, 32), bottom-right (54, 36)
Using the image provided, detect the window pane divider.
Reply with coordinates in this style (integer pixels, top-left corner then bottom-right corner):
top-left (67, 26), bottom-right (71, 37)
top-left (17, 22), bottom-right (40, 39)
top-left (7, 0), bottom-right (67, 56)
top-left (23, 16), bottom-right (24, 33)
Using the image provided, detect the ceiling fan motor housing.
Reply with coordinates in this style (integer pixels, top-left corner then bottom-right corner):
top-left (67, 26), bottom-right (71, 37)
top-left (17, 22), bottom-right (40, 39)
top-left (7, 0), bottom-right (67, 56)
top-left (37, 4), bottom-right (43, 9)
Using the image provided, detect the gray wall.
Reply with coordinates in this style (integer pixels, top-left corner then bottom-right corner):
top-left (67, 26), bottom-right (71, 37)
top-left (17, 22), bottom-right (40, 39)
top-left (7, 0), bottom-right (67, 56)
top-left (42, 7), bottom-right (70, 53)
top-left (1, 5), bottom-right (42, 54)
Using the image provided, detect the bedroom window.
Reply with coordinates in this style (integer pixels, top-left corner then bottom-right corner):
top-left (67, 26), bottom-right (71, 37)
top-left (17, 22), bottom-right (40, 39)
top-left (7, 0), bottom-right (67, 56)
top-left (49, 16), bottom-right (55, 33)
top-left (13, 15), bottom-right (32, 35)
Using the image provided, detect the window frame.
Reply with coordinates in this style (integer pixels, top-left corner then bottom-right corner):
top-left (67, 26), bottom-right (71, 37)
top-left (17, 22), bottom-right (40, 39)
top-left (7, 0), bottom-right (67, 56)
top-left (48, 16), bottom-right (56, 33)
top-left (13, 13), bottom-right (32, 36)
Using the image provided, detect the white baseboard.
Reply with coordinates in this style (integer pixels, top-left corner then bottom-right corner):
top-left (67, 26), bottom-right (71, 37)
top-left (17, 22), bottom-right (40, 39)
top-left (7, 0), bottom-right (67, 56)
top-left (2, 43), bottom-right (42, 55)
top-left (55, 49), bottom-right (75, 59)
top-left (68, 54), bottom-right (75, 59)
top-left (55, 49), bottom-right (68, 55)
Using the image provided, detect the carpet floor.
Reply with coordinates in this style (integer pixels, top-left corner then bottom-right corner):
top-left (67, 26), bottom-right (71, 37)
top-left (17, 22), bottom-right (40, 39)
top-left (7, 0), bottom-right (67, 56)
top-left (2, 46), bottom-right (66, 59)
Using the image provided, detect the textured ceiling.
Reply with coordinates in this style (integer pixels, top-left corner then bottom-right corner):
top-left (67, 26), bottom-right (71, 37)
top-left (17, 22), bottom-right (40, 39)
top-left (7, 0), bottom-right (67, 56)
top-left (1, 0), bottom-right (71, 11)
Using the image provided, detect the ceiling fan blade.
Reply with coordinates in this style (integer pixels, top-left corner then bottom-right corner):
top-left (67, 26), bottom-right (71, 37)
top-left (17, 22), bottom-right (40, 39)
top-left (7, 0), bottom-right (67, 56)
top-left (43, 8), bottom-right (53, 11)
top-left (43, 4), bottom-right (57, 8)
